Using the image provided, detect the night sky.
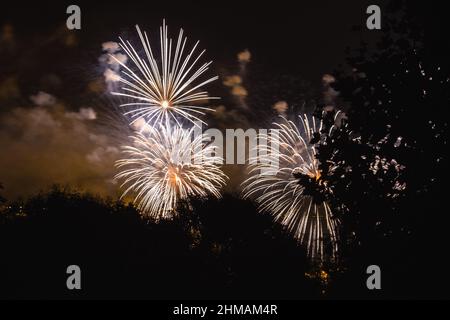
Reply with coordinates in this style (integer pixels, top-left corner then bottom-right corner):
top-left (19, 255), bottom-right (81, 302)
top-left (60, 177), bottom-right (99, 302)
top-left (0, 0), bottom-right (386, 198)
top-left (0, 0), bottom-right (401, 198)
top-left (3, 0), bottom-right (386, 81)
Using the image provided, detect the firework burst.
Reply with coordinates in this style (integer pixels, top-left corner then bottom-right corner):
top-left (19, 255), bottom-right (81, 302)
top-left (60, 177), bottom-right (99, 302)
top-left (242, 114), bottom-right (339, 261)
top-left (115, 124), bottom-right (227, 219)
top-left (111, 20), bottom-right (219, 127)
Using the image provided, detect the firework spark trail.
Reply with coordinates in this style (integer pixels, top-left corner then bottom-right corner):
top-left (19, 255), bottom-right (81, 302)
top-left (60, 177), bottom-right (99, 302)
top-left (115, 123), bottom-right (227, 219)
top-left (111, 20), bottom-right (219, 127)
top-left (242, 114), bottom-right (339, 261)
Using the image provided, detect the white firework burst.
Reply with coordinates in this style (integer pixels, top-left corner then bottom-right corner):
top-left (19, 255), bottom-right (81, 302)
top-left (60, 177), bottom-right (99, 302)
top-left (242, 114), bottom-right (339, 261)
top-left (111, 20), bottom-right (219, 127)
top-left (115, 124), bottom-right (227, 219)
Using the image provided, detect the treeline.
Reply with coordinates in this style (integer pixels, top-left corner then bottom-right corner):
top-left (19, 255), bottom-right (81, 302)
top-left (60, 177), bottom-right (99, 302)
top-left (0, 188), bottom-right (323, 299)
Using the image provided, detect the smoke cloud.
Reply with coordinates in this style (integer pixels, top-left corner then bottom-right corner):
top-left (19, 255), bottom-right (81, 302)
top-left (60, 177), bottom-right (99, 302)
top-left (0, 103), bottom-right (121, 199)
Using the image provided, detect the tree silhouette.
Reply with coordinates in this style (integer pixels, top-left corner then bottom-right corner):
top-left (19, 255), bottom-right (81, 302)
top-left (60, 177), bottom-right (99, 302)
top-left (0, 188), bottom-right (320, 299)
top-left (311, 1), bottom-right (449, 298)
top-left (0, 183), bottom-right (5, 206)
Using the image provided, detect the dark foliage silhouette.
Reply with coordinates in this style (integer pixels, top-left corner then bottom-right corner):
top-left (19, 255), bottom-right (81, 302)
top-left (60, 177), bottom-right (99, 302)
top-left (0, 188), bottom-right (319, 299)
top-left (311, 2), bottom-right (448, 298)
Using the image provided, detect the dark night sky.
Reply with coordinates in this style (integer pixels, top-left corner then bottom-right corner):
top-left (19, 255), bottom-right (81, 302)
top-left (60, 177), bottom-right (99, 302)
top-left (0, 0), bottom-right (446, 198)
top-left (0, 0), bottom-right (386, 198)
top-left (2, 0), bottom-right (389, 83)
top-left (2, 1), bottom-right (445, 85)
